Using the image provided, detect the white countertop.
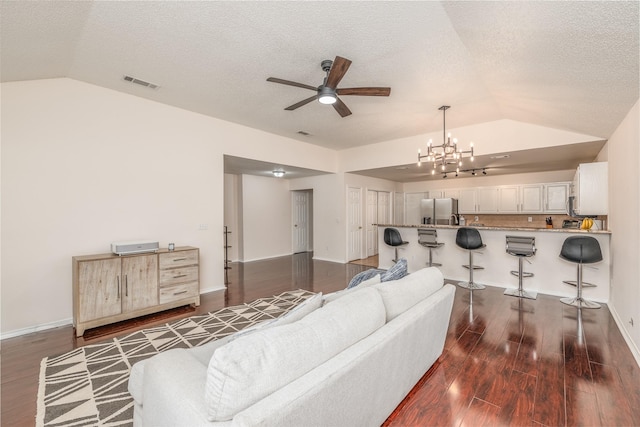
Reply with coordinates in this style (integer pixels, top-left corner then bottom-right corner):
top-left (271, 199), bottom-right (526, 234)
top-left (375, 223), bottom-right (611, 234)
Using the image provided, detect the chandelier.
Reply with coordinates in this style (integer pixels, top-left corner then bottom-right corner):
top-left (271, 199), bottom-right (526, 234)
top-left (417, 106), bottom-right (475, 175)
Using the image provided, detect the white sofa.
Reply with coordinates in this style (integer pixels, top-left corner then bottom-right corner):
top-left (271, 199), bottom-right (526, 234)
top-left (128, 267), bottom-right (455, 427)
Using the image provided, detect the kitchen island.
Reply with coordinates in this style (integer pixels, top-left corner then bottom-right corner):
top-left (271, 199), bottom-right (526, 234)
top-left (376, 224), bottom-right (611, 302)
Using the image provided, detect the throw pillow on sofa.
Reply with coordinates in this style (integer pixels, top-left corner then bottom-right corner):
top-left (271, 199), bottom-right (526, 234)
top-left (380, 258), bottom-right (408, 282)
top-left (324, 274), bottom-right (381, 304)
top-left (347, 268), bottom-right (385, 289)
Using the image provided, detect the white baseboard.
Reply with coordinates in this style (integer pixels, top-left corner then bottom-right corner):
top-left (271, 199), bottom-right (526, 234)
top-left (609, 304), bottom-right (640, 368)
top-left (1, 317), bottom-right (73, 340)
top-left (311, 256), bottom-right (345, 264)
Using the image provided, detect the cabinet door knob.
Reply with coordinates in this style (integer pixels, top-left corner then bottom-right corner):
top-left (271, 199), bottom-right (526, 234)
top-left (117, 276), bottom-right (121, 299)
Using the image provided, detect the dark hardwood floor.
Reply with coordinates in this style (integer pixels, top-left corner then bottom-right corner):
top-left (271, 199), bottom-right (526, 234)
top-left (2, 253), bottom-right (639, 426)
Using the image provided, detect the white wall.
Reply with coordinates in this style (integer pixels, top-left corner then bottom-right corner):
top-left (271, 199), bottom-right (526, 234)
top-left (240, 174), bottom-right (291, 262)
top-left (607, 99), bottom-right (640, 363)
top-left (0, 78), bottom-right (339, 336)
top-left (223, 173), bottom-right (240, 262)
top-left (290, 173), bottom-right (346, 263)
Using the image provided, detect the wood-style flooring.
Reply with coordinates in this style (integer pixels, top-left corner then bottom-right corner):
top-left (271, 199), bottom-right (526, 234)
top-left (2, 253), bottom-right (639, 426)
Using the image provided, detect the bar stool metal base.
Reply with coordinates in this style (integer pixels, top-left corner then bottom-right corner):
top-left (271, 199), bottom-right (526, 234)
top-left (560, 296), bottom-right (601, 309)
top-left (458, 281), bottom-right (486, 290)
top-left (457, 249), bottom-right (485, 291)
top-left (562, 280), bottom-right (597, 288)
top-left (504, 288), bottom-right (537, 299)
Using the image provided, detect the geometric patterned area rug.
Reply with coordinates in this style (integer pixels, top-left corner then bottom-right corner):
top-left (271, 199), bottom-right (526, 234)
top-left (36, 289), bottom-right (315, 427)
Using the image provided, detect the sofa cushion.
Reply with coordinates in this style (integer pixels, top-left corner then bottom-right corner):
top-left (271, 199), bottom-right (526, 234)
top-left (205, 287), bottom-right (386, 421)
top-left (373, 267), bottom-right (444, 322)
top-left (380, 258), bottom-right (408, 282)
top-left (128, 292), bottom-right (323, 405)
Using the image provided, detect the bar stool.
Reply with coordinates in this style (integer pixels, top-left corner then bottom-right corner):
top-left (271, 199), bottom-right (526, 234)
top-left (417, 228), bottom-right (444, 267)
top-left (383, 228), bottom-right (409, 263)
top-left (504, 235), bottom-right (537, 300)
top-left (455, 227), bottom-right (486, 290)
top-left (559, 236), bottom-right (602, 309)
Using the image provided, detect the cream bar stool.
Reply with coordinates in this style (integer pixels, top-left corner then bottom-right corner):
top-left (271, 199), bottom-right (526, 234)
top-left (504, 235), bottom-right (537, 300)
top-left (417, 228), bottom-right (444, 267)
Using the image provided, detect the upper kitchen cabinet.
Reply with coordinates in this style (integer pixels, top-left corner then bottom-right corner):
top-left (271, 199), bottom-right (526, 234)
top-left (404, 192), bottom-right (426, 225)
top-left (476, 187), bottom-right (499, 213)
top-left (458, 188), bottom-right (477, 213)
top-left (497, 186), bottom-right (521, 213)
top-left (427, 190), bottom-right (443, 199)
top-left (544, 182), bottom-right (570, 213)
top-left (443, 189), bottom-right (460, 199)
top-left (520, 184), bottom-right (544, 213)
top-left (572, 162), bottom-right (608, 215)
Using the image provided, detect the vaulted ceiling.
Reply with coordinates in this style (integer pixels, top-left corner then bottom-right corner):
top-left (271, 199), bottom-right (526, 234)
top-left (2, 1), bottom-right (638, 180)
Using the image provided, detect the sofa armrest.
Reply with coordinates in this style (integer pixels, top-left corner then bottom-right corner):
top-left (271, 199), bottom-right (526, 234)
top-left (139, 349), bottom-right (227, 427)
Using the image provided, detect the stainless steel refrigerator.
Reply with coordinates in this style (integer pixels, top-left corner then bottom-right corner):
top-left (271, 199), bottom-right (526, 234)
top-left (420, 198), bottom-right (459, 225)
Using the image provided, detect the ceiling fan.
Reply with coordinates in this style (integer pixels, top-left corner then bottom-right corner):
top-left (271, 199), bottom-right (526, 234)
top-left (267, 56), bottom-right (391, 117)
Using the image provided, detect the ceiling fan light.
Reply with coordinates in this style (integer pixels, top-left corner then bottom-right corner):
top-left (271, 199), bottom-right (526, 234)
top-left (318, 87), bottom-right (337, 105)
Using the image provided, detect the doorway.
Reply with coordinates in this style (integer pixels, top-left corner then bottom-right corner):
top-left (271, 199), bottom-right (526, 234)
top-left (291, 190), bottom-right (313, 254)
top-left (366, 190), bottom-right (391, 257)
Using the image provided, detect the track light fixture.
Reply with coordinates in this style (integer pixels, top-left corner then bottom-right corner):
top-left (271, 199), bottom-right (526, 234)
top-left (431, 167), bottom-right (488, 179)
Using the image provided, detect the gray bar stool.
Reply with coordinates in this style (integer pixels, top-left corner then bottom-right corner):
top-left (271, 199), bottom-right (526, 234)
top-left (455, 227), bottom-right (486, 290)
top-left (383, 228), bottom-right (409, 263)
top-left (504, 235), bottom-right (537, 300)
top-left (417, 228), bottom-right (444, 267)
top-left (559, 236), bottom-right (602, 309)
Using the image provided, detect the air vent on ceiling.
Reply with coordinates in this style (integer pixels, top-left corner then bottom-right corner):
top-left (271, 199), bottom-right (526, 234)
top-left (123, 75), bottom-right (160, 90)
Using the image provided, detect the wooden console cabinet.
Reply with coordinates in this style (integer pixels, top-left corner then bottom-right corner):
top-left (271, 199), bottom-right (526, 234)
top-left (72, 246), bottom-right (200, 336)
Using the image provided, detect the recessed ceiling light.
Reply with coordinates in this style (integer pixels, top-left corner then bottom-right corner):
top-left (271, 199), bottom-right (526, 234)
top-left (395, 166), bottom-right (410, 170)
top-left (490, 154), bottom-right (510, 159)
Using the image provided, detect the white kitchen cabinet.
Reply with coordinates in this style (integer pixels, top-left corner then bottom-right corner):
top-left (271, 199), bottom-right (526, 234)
top-left (573, 162), bottom-right (608, 215)
top-left (458, 188), bottom-right (477, 213)
top-left (476, 187), bottom-right (499, 213)
top-left (427, 190), bottom-right (443, 199)
top-left (498, 186), bottom-right (520, 213)
top-left (404, 192), bottom-right (425, 225)
top-left (443, 189), bottom-right (460, 199)
top-left (544, 182), bottom-right (570, 213)
top-left (520, 184), bottom-right (544, 213)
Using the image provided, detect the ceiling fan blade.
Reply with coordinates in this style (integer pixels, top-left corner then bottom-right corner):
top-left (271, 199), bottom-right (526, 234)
top-left (284, 95), bottom-right (317, 111)
top-left (332, 97), bottom-right (352, 117)
top-left (325, 56), bottom-right (352, 89)
top-left (267, 77), bottom-right (317, 91)
top-left (337, 87), bottom-right (391, 96)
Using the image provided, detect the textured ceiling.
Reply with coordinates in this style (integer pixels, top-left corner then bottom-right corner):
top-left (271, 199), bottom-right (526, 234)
top-left (2, 1), bottom-right (638, 155)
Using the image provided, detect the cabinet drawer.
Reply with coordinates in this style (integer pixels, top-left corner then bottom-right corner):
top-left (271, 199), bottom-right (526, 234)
top-left (159, 265), bottom-right (198, 286)
top-left (159, 250), bottom-right (198, 269)
top-left (159, 281), bottom-right (199, 304)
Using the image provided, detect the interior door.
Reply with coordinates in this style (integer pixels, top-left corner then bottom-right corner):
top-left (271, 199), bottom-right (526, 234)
top-left (377, 191), bottom-right (391, 224)
top-left (292, 191), bottom-right (310, 253)
top-left (347, 187), bottom-right (363, 261)
top-left (366, 190), bottom-right (378, 257)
